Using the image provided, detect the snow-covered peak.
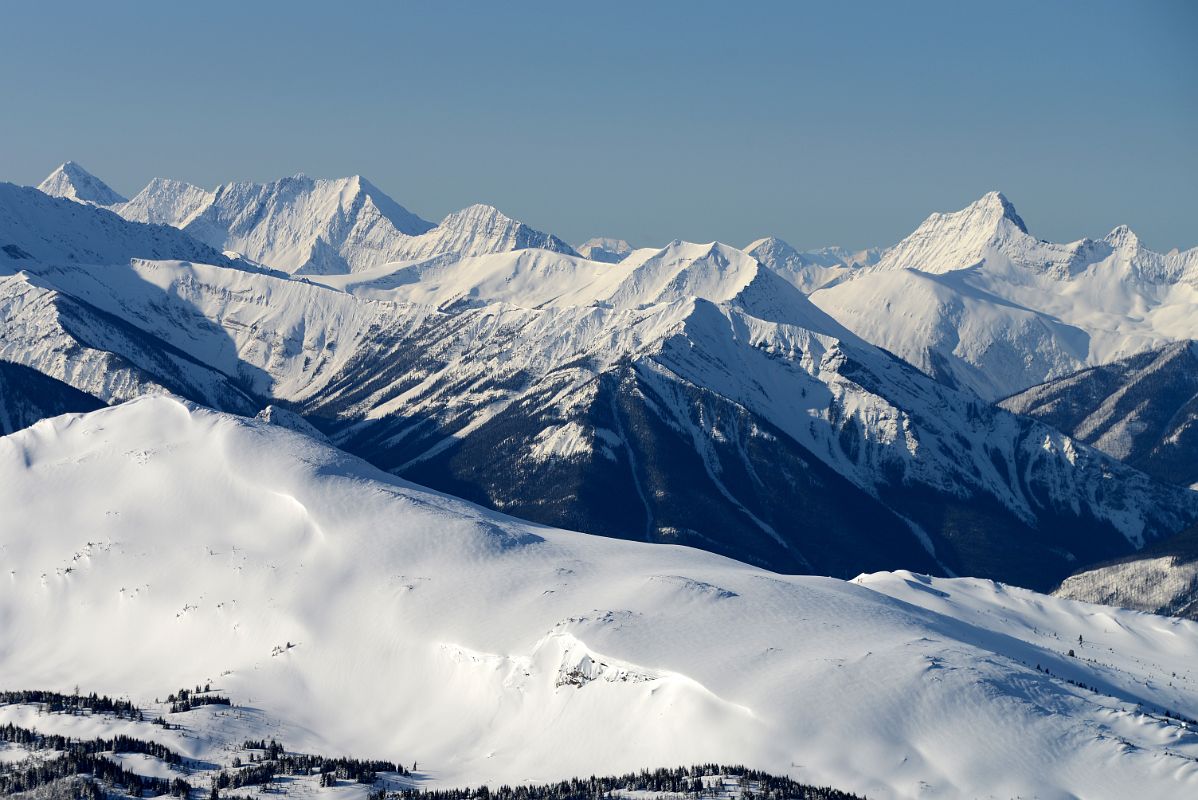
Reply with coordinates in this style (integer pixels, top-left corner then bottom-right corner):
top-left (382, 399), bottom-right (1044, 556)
top-left (744, 235), bottom-right (800, 266)
top-left (36, 161), bottom-right (127, 207)
top-left (1104, 223), bottom-right (1141, 251)
top-left (577, 237), bottom-right (633, 263)
top-left (972, 190), bottom-right (1028, 233)
top-left (171, 173), bottom-right (435, 274)
top-left (118, 177), bottom-right (215, 227)
top-left (382, 203), bottom-right (578, 264)
top-left (809, 189), bottom-right (1198, 400)
top-left (874, 190), bottom-right (1034, 274)
top-left (110, 171), bottom-right (576, 275)
top-left (605, 240), bottom-right (761, 309)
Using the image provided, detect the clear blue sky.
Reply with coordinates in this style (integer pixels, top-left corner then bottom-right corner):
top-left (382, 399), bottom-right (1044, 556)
top-left (1, 1), bottom-right (1194, 251)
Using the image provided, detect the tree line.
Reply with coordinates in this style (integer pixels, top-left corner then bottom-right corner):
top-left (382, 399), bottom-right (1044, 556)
top-left (0, 689), bottom-right (140, 720)
top-left (381, 765), bottom-right (865, 800)
top-left (0, 720), bottom-right (190, 796)
top-left (214, 738), bottom-right (406, 788)
top-left (0, 722), bottom-right (182, 765)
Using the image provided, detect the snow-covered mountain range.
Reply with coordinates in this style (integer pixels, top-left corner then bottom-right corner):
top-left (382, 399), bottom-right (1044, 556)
top-left (4, 397), bottom-right (1198, 799)
top-left (37, 163), bottom-right (575, 275)
top-left (807, 192), bottom-right (1198, 400)
top-left (5, 166), bottom-right (1197, 591)
top-left (5, 160), bottom-right (1198, 799)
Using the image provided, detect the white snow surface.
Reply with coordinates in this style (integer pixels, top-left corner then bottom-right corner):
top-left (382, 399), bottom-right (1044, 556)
top-left (3, 397), bottom-right (1198, 799)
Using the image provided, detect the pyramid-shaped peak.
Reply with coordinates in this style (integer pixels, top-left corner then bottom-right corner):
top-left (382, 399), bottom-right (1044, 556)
top-left (967, 191), bottom-right (1028, 234)
top-left (745, 235), bottom-right (792, 251)
top-left (442, 203), bottom-right (514, 225)
top-left (1104, 224), bottom-right (1141, 249)
top-left (745, 236), bottom-right (800, 261)
top-left (37, 161), bottom-right (127, 206)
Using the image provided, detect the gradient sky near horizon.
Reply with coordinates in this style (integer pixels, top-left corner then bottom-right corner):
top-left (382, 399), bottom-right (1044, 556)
top-left (1, 1), bottom-right (1194, 251)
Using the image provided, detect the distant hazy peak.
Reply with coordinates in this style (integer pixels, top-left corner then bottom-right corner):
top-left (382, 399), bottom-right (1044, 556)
top-left (577, 237), bottom-right (633, 263)
top-left (37, 161), bottom-right (127, 206)
top-left (744, 235), bottom-right (797, 261)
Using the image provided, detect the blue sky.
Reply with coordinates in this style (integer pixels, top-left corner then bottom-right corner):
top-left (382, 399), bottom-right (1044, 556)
top-left (1, 1), bottom-right (1194, 250)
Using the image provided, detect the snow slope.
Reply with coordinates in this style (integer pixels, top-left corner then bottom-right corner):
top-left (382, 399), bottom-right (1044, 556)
top-left (809, 192), bottom-right (1198, 400)
top-left (379, 203), bottom-right (577, 264)
top-left (3, 397), bottom-right (1198, 799)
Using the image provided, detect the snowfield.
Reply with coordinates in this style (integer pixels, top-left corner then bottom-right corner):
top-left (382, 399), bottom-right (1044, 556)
top-left (2, 398), bottom-right (1198, 799)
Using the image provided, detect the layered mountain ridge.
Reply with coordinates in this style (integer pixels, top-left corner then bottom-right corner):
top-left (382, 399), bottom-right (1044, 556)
top-left (4, 162), bottom-right (1198, 797)
top-left (6, 168), bottom-right (1197, 589)
top-left (34, 163), bottom-right (575, 275)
